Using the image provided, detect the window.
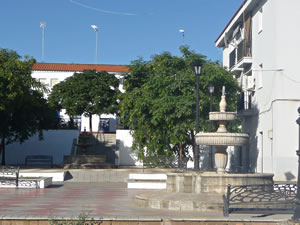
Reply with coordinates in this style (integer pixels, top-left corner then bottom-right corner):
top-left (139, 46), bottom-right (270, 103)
top-left (39, 78), bottom-right (48, 86)
top-left (50, 78), bottom-right (59, 87)
top-left (258, 7), bottom-right (263, 33)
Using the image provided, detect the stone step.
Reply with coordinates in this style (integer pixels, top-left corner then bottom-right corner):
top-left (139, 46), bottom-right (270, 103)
top-left (75, 133), bottom-right (117, 164)
top-left (19, 171), bottom-right (66, 182)
top-left (135, 191), bottom-right (224, 212)
top-left (64, 155), bottom-right (107, 164)
top-left (128, 182), bottom-right (166, 189)
top-left (63, 163), bottom-right (117, 169)
top-left (64, 170), bottom-right (130, 182)
top-left (92, 133), bottom-right (116, 143)
top-left (127, 173), bottom-right (167, 189)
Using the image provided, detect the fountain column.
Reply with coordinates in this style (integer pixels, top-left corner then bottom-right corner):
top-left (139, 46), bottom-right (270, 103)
top-left (215, 87), bottom-right (228, 173)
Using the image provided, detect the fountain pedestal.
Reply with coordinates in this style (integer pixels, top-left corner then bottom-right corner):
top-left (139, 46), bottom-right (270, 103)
top-left (214, 146), bottom-right (228, 173)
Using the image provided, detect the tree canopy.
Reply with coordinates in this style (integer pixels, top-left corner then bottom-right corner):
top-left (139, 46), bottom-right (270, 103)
top-left (48, 70), bottom-right (120, 131)
top-left (120, 47), bottom-right (240, 167)
top-left (0, 49), bottom-right (57, 165)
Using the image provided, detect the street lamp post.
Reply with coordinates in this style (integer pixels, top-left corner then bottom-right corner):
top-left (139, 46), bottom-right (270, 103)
top-left (194, 60), bottom-right (202, 171)
top-left (179, 29), bottom-right (184, 45)
top-left (91, 25), bottom-right (99, 64)
top-left (40, 22), bottom-right (46, 62)
top-left (208, 83), bottom-right (214, 170)
top-left (292, 106), bottom-right (300, 221)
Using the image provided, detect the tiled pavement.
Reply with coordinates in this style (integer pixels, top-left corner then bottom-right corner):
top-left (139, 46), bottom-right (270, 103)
top-left (0, 182), bottom-right (295, 223)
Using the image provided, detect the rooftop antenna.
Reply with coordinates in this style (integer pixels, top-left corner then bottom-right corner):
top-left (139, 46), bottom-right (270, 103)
top-left (91, 25), bottom-right (99, 64)
top-left (179, 29), bottom-right (184, 45)
top-left (40, 22), bottom-right (46, 62)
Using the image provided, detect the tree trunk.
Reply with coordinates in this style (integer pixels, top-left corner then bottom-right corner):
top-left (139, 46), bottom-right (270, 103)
top-left (1, 135), bottom-right (5, 166)
top-left (89, 114), bottom-right (93, 133)
top-left (179, 142), bottom-right (183, 161)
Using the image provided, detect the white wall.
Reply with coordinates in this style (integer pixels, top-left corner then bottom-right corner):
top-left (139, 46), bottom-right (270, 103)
top-left (250, 0), bottom-right (300, 181)
top-left (116, 130), bottom-right (142, 166)
top-left (116, 130), bottom-right (201, 169)
top-left (3, 130), bottom-right (79, 165)
top-left (31, 71), bottom-right (73, 83)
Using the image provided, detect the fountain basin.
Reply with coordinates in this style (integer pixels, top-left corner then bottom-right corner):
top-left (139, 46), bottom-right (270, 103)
top-left (209, 112), bottom-right (236, 121)
top-left (166, 172), bottom-right (274, 194)
top-left (135, 172), bottom-right (274, 212)
top-left (195, 132), bottom-right (249, 146)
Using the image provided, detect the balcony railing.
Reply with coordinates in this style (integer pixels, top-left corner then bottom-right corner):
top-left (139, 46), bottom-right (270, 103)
top-left (237, 92), bottom-right (252, 112)
top-left (237, 40), bottom-right (252, 62)
top-left (229, 40), bottom-right (252, 70)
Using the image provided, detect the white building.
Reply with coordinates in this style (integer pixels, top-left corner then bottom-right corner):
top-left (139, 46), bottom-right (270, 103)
top-left (3, 63), bottom-right (136, 166)
top-left (215, 0), bottom-right (300, 181)
top-left (32, 63), bottom-right (129, 133)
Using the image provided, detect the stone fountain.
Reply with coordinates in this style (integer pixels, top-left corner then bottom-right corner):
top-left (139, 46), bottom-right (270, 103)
top-left (136, 87), bottom-right (274, 212)
top-left (196, 86), bottom-right (249, 173)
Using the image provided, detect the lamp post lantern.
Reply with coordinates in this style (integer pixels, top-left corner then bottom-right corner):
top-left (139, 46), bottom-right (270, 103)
top-left (194, 60), bottom-right (202, 171)
top-left (208, 83), bottom-right (214, 170)
top-left (292, 106), bottom-right (300, 221)
top-left (91, 25), bottom-right (99, 64)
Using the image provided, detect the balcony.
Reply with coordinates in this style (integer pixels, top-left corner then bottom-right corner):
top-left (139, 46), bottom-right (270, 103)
top-left (237, 91), bottom-right (256, 117)
top-left (229, 40), bottom-right (252, 73)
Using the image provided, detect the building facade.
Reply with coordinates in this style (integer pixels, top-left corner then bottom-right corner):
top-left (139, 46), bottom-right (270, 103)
top-left (32, 63), bottom-right (129, 133)
top-left (215, 0), bottom-right (300, 181)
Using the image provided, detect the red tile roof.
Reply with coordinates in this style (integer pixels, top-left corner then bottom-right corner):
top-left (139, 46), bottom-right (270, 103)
top-left (32, 63), bottom-right (130, 73)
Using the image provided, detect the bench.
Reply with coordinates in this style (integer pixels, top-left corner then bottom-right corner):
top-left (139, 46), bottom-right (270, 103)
top-left (0, 166), bottom-right (19, 188)
top-left (223, 183), bottom-right (297, 217)
top-left (25, 155), bottom-right (53, 167)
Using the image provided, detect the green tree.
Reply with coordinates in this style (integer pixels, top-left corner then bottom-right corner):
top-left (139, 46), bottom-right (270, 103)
top-left (0, 49), bottom-right (57, 165)
top-left (49, 70), bottom-right (120, 132)
top-left (121, 47), bottom-right (240, 167)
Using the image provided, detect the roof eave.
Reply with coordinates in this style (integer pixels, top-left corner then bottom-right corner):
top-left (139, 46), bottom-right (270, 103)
top-left (215, 0), bottom-right (252, 48)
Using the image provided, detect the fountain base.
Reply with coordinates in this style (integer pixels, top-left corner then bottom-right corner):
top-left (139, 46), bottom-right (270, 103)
top-left (166, 171), bottom-right (273, 195)
top-left (136, 172), bottom-right (274, 212)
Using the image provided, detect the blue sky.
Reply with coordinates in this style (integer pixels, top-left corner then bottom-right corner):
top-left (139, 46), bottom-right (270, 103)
top-left (1, 0), bottom-right (243, 65)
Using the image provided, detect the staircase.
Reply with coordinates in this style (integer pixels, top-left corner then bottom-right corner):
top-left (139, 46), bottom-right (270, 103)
top-left (63, 132), bottom-right (118, 169)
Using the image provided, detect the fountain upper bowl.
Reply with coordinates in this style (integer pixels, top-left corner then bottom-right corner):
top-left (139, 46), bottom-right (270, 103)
top-left (209, 112), bottom-right (236, 121)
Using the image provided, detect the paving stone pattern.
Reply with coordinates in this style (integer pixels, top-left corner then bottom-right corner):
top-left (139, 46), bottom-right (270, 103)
top-left (0, 182), bottom-right (295, 224)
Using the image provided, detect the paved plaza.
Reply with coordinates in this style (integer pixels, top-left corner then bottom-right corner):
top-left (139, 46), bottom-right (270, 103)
top-left (0, 180), bottom-right (296, 224)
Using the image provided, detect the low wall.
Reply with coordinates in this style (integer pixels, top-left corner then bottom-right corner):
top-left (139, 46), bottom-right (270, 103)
top-left (116, 130), bottom-right (196, 168)
top-left (3, 130), bottom-right (79, 165)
